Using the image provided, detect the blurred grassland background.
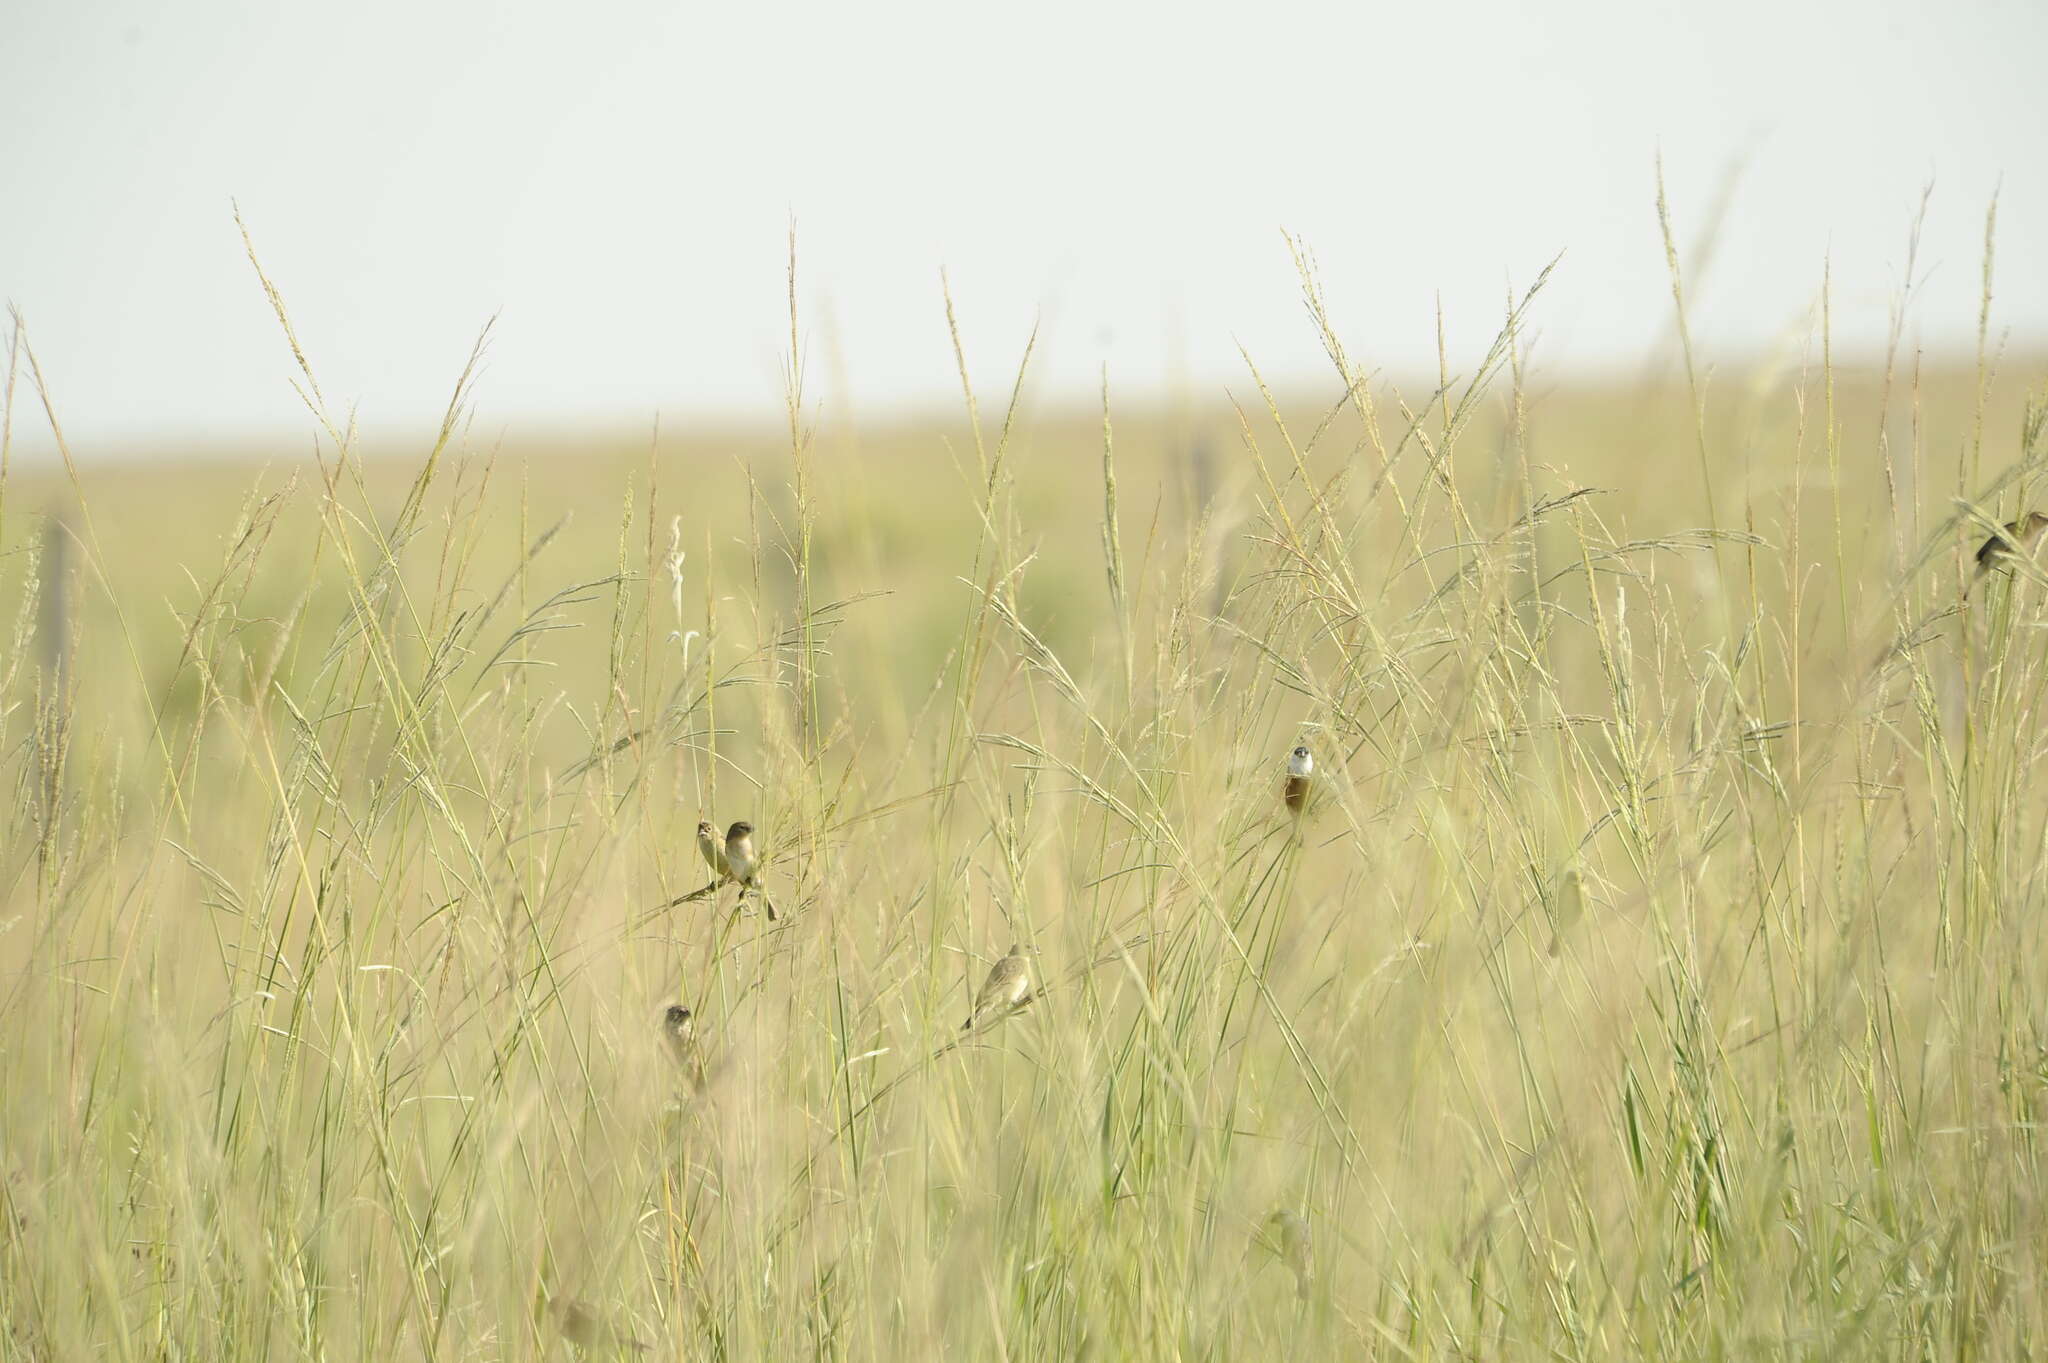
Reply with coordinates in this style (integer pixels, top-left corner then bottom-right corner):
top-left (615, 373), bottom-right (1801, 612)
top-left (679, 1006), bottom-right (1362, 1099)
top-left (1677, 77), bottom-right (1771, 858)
top-left (4, 241), bottom-right (2048, 1361)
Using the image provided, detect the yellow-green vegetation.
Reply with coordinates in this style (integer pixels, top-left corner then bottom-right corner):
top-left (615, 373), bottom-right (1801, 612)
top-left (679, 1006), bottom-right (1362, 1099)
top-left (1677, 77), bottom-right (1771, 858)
top-left (5, 247), bottom-right (2048, 1360)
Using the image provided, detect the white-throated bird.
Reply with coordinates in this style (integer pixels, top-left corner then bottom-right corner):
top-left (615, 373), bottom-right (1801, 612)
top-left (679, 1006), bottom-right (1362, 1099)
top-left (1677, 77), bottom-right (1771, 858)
top-left (1283, 745), bottom-right (1314, 816)
top-left (722, 821), bottom-right (778, 920)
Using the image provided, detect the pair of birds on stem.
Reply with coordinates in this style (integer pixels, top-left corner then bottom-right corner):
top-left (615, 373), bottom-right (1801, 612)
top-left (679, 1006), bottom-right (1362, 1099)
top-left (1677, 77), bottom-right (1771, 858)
top-left (694, 818), bottom-right (776, 920)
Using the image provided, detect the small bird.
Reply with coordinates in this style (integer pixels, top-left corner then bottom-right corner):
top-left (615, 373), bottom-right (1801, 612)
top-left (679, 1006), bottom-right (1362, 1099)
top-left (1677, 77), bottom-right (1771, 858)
top-left (1546, 867), bottom-right (1585, 958)
top-left (1974, 511), bottom-right (2048, 581)
top-left (660, 1004), bottom-right (703, 1087)
top-left (544, 1296), bottom-right (648, 1355)
top-left (696, 819), bottom-right (732, 882)
top-left (963, 943), bottom-right (1034, 1031)
top-left (722, 821), bottom-right (777, 921)
top-left (1259, 1209), bottom-right (1312, 1300)
top-left (1283, 745), bottom-right (1314, 815)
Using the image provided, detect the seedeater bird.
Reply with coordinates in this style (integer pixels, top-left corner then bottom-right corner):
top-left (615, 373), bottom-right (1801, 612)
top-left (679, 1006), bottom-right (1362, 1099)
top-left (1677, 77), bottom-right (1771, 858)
top-left (1546, 866), bottom-right (1585, 958)
top-left (660, 1004), bottom-right (703, 1087)
top-left (722, 821), bottom-right (777, 921)
top-left (963, 943), bottom-right (1033, 1031)
top-left (543, 1296), bottom-right (648, 1355)
top-left (1974, 511), bottom-right (2048, 582)
top-left (696, 819), bottom-right (732, 882)
top-left (1259, 1209), bottom-right (1313, 1301)
top-left (1283, 744), bottom-right (1314, 815)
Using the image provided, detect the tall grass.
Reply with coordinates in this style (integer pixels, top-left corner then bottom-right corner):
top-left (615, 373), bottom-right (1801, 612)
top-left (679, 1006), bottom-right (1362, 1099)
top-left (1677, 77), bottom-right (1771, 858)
top-left (3, 212), bottom-right (2048, 1360)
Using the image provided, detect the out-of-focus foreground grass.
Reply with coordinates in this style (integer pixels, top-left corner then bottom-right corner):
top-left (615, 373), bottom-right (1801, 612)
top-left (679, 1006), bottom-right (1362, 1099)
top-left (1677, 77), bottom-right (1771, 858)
top-left (3, 259), bottom-right (2048, 1360)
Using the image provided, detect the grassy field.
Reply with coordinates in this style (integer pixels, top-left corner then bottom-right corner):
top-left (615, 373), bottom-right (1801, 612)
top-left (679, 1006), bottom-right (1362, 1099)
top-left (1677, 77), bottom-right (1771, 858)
top-left (5, 252), bottom-right (2048, 1360)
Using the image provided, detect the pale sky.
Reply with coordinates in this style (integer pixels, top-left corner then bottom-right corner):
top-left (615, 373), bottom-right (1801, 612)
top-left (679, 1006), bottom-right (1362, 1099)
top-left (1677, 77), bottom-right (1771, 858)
top-left (3, 0), bottom-right (2044, 451)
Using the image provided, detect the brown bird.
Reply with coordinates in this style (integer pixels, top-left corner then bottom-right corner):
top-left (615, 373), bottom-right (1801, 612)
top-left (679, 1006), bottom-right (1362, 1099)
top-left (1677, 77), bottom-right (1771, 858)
top-left (1545, 867), bottom-right (1585, 958)
top-left (963, 944), bottom-right (1034, 1031)
top-left (544, 1296), bottom-right (648, 1355)
top-left (660, 1004), bottom-right (704, 1089)
top-left (722, 821), bottom-right (777, 921)
top-left (1974, 511), bottom-right (2048, 580)
top-left (1259, 1209), bottom-right (1313, 1300)
top-left (696, 819), bottom-right (732, 882)
top-left (1283, 745), bottom-right (1314, 815)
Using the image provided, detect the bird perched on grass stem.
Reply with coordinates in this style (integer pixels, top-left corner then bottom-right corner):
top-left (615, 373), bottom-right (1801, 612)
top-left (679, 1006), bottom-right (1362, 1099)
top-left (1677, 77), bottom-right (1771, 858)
top-left (722, 821), bottom-right (777, 920)
top-left (963, 944), bottom-right (1033, 1031)
top-left (696, 819), bottom-right (731, 882)
top-left (1283, 745), bottom-right (1313, 816)
top-left (1546, 867), bottom-right (1585, 958)
top-left (1973, 511), bottom-right (2048, 584)
top-left (660, 1004), bottom-right (704, 1092)
top-left (1259, 1209), bottom-right (1312, 1300)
